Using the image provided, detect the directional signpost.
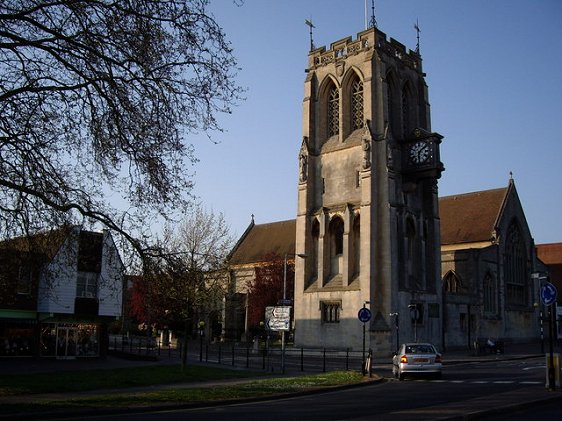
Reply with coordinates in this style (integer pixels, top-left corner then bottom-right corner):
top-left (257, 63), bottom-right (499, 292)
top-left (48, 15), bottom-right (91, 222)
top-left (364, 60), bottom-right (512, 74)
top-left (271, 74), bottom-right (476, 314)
top-left (358, 305), bottom-right (372, 375)
top-left (540, 282), bottom-right (558, 391)
top-left (265, 306), bottom-right (291, 331)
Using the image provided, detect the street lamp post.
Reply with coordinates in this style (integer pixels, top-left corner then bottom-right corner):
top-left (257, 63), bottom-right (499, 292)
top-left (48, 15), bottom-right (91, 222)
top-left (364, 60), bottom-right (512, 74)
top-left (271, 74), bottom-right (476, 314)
top-left (198, 320), bottom-right (205, 362)
top-left (281, 253), bottom-right (307, 374)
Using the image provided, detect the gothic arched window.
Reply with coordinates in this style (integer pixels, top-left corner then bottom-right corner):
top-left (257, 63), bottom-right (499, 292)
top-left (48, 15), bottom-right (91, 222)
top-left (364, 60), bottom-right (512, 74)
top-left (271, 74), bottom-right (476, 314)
top-left (443, 270), bottom-right (462, 293)
top-left (311, 219), bottom-right (320, 283)
top-left (401, 82), bottom-right (412, 138)
top-left (351, 214), bottom-right (361, 279)
top-left (505, 221), bottom-right (528, 306)
top-left (386, 71), bottom-right (400, 139)
top-left (330, 217), bottom-right (344, 256)
top-left (328, 216), bottom-right (344, 278)
top-left (328, 84), bottom-right (340, 137)
top-left (483, 272), bottom-right (498, 315)
top-left (351, 77), bottom-right (364, 131)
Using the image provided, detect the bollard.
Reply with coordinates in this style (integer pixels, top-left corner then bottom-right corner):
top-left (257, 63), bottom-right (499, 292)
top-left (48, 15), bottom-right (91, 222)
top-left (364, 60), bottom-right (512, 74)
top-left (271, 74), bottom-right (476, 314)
top-left (301, 347), bottom-right (304, 372)
top-left (323, 348), bottom-right (326, 372)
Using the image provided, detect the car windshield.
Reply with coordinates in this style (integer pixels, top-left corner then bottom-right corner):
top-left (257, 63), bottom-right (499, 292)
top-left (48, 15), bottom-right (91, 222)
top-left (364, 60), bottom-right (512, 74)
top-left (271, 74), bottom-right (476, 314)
top-left (405, 345), bottom-right (435, 354)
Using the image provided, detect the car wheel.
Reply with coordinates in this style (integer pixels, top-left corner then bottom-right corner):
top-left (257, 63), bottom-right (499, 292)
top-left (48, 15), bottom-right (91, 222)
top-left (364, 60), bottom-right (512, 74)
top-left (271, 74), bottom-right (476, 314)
top-left (434, 372), bottom-right (442, 380)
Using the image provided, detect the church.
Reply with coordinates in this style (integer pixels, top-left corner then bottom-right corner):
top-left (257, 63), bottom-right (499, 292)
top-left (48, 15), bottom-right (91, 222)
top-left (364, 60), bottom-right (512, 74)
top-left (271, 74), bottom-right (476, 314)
top-left (226, 24), bottom-right (545, 355)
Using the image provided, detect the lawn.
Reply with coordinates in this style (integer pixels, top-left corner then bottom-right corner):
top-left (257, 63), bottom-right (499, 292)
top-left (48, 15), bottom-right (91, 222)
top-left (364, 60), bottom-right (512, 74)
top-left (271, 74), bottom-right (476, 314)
top-left (0, 366), bottom-right (366, 416)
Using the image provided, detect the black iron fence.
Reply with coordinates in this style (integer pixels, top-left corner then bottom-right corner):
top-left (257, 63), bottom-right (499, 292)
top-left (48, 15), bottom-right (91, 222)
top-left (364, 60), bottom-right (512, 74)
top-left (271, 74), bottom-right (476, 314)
top-left (108, 335), bottom-right (367, 374)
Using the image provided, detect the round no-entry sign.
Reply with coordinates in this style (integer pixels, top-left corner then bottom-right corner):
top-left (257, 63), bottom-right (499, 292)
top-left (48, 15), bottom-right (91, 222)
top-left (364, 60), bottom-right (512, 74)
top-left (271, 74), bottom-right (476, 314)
top-left (358, 307), bottom-right (372, 323)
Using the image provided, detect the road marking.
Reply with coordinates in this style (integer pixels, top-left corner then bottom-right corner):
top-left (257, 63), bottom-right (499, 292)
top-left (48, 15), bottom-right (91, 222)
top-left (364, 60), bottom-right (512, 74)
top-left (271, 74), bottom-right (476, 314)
top-left (493, 381), bottom-right (515, 384)
top-left (520, 381), bottom-right (543, 385)
top-left (471, 381), bottom-right (490, 384)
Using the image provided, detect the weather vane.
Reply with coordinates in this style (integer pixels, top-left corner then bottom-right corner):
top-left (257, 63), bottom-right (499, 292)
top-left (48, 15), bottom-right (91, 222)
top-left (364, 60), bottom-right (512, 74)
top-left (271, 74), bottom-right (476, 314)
top-left (305, 19), bottom-right (315, 51)
top-left (414, 19), bottom-right (421, 54)
top-left (370, 0), bottom-right (377, 29)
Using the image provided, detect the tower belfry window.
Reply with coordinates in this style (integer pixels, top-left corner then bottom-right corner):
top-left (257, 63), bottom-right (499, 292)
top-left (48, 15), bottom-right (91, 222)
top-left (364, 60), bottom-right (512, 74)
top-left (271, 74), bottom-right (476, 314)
top-left (351, 79), bottom-right (364, 131)
top-left (401, 86), bottom-right (411, 138)
top-left (328, 85), bottom-right (340, 137)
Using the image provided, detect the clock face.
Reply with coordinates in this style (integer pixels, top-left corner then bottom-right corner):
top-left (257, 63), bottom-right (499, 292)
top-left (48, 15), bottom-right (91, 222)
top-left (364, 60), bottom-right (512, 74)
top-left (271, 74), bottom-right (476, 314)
top-left (409, 141), bottom-right (431, 164)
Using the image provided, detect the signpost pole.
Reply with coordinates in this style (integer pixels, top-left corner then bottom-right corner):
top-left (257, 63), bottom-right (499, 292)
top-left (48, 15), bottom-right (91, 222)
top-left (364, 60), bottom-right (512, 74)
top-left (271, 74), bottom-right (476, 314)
top-left (358, 302), bottom-right (371, 375)
top-left (548, 304), bottom-right (556, 391)
top-left (362, 313), bottom-right (366, 375)
top-left (539, 280), bottom-right (557, 391)
top-left (282, 254), bottom-right (287, 374)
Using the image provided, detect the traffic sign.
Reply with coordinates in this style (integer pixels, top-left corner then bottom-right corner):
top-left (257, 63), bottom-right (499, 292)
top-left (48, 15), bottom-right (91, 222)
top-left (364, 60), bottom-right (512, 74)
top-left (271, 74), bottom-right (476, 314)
top-left (265, 306), bottom-right (291, 331)
top-left (540, 282), bottom-right (557, 306)
top-left (358, 307), bottom-right (372, 323)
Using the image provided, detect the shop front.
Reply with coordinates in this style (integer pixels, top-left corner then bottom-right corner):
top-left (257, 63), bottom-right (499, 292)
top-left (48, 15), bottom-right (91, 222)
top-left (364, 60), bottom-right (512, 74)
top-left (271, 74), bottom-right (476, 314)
top-left (0, 310), bottom-right (37, 357)
top-left (40, 322), bottom-right (100, 358)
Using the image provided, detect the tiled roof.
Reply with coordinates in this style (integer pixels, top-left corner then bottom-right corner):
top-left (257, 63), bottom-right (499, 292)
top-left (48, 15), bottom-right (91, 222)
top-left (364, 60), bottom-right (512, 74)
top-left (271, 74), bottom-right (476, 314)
top-left (0, 226), bottom-right (72, 261)
top-left (228, 185), bottom-right (516, 264)
top-left (228, 219), bottom-right (296, 265)
top-left (439, 187), bottom-right (508, 245)
top-left (536, 243), bottom-right (562, 265)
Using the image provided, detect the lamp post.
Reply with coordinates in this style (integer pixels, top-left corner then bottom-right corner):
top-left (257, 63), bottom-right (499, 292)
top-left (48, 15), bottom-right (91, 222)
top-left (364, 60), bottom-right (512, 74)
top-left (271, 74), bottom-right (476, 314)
top-left (198, 320), bottom-right (205, 362)
top-left (281, 253), bottom-right (307, 374)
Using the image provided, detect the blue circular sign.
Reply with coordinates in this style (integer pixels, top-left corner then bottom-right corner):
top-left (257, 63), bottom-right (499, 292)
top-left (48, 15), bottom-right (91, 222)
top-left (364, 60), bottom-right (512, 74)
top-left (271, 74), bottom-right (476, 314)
top-left (358, 307), bottom-right (372, 323)
top-left (540, 282), bottom-right (557, 306)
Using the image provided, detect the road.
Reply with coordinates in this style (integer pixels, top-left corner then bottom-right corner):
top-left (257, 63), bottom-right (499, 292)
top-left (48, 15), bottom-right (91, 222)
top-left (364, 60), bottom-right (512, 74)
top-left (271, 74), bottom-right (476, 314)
top-left (66, 357), bottom-right (559, 420)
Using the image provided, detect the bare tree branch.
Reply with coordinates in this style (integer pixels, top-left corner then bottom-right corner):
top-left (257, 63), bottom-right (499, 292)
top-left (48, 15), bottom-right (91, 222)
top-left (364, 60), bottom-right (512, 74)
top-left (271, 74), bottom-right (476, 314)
top-left (0, 0), bottom-right (243, 261)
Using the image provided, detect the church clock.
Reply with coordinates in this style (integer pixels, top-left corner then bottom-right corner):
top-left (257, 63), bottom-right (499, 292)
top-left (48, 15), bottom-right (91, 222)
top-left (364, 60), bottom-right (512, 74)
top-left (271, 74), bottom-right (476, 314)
top-left (403, 128), bottom-right (444, 178)
top-left (409, 140), bottom-right (432, 164)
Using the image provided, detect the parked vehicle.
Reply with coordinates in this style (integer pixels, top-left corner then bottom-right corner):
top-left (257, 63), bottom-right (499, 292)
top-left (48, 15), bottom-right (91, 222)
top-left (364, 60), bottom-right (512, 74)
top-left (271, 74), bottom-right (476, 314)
top-left (392, 343), bottom-right (442, 380)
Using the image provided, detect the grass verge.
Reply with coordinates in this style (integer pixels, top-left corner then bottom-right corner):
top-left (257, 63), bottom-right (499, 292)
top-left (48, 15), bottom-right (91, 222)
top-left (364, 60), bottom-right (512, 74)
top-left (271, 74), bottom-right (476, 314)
top-left (0, 370), bottom-right (365, 415)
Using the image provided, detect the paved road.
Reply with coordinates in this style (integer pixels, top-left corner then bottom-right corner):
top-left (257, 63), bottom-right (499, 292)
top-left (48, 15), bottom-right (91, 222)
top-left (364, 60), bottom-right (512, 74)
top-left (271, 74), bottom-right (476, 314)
top-left (60, 357), bottom-right (561, 421)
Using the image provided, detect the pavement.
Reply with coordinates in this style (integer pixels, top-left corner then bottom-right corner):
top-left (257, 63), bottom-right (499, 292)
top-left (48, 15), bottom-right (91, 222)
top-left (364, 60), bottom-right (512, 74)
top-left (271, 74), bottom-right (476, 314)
top-left (0, 341), bottom-right (561, 420)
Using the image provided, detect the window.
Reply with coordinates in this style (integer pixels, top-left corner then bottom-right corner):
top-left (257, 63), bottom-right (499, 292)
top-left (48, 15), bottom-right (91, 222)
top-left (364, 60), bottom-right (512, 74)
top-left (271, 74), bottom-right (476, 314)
top-left (328, 85), bottom-right (340, 137)
top-left (77, 272), bottom-right (98, 298)
top-left (328, 216), bottom-right (344, 278)
top-left (351, 78), bottom-right (364, 131)
top-left (311, 220), bottom-right (320, 282)
top-left (459, 313), bottom-right (466, 332)
top-left (483, 272), bottom-right (498, 315)
top-left (505, 222), bottom-right (528, 306)
top-left (351, 214), bottom-right (361, 278)
top-left (401, 83), bottom-right (411, 137)
top-left (321, 301), bottom-right (341, 323)
top-left (330, 217), bottom-right (344, 255)
top-left (443, 270), bottom-right (462, 293)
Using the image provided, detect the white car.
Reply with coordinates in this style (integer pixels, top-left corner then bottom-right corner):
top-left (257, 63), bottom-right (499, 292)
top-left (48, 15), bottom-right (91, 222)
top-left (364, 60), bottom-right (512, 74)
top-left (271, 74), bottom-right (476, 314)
top-left (392, 343), bottom-right (442, 380)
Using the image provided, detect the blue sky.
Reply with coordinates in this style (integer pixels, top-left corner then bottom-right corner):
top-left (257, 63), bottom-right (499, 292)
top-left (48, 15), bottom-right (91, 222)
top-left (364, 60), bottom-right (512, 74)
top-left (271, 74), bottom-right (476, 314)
top-left (188, 0), bottom-right (562, 245)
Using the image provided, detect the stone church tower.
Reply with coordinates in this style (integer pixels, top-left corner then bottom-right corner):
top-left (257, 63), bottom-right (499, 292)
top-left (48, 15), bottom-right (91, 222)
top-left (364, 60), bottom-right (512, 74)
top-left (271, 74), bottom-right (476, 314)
top-left (294, 26), bottom-right (444, 355)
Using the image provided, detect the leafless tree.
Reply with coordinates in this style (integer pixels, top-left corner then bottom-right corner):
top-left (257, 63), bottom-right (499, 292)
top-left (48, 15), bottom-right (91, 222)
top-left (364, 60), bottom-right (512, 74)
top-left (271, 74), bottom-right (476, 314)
top-left (131, 205), bottom-right (234, 366)
top-left (0, 1), bottom-right (243, 258)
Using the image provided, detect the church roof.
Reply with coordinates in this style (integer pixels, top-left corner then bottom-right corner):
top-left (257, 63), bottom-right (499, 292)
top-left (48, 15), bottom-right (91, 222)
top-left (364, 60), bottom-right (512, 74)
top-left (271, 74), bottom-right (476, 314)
top-left (536, 243), bottom-right (562, 265)
top-left (228, 219), bottom-right (296, 265)
top-left (439, 186), bottom-right (509, 245)
top-left (229, 184), bottom-right (518, 265)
